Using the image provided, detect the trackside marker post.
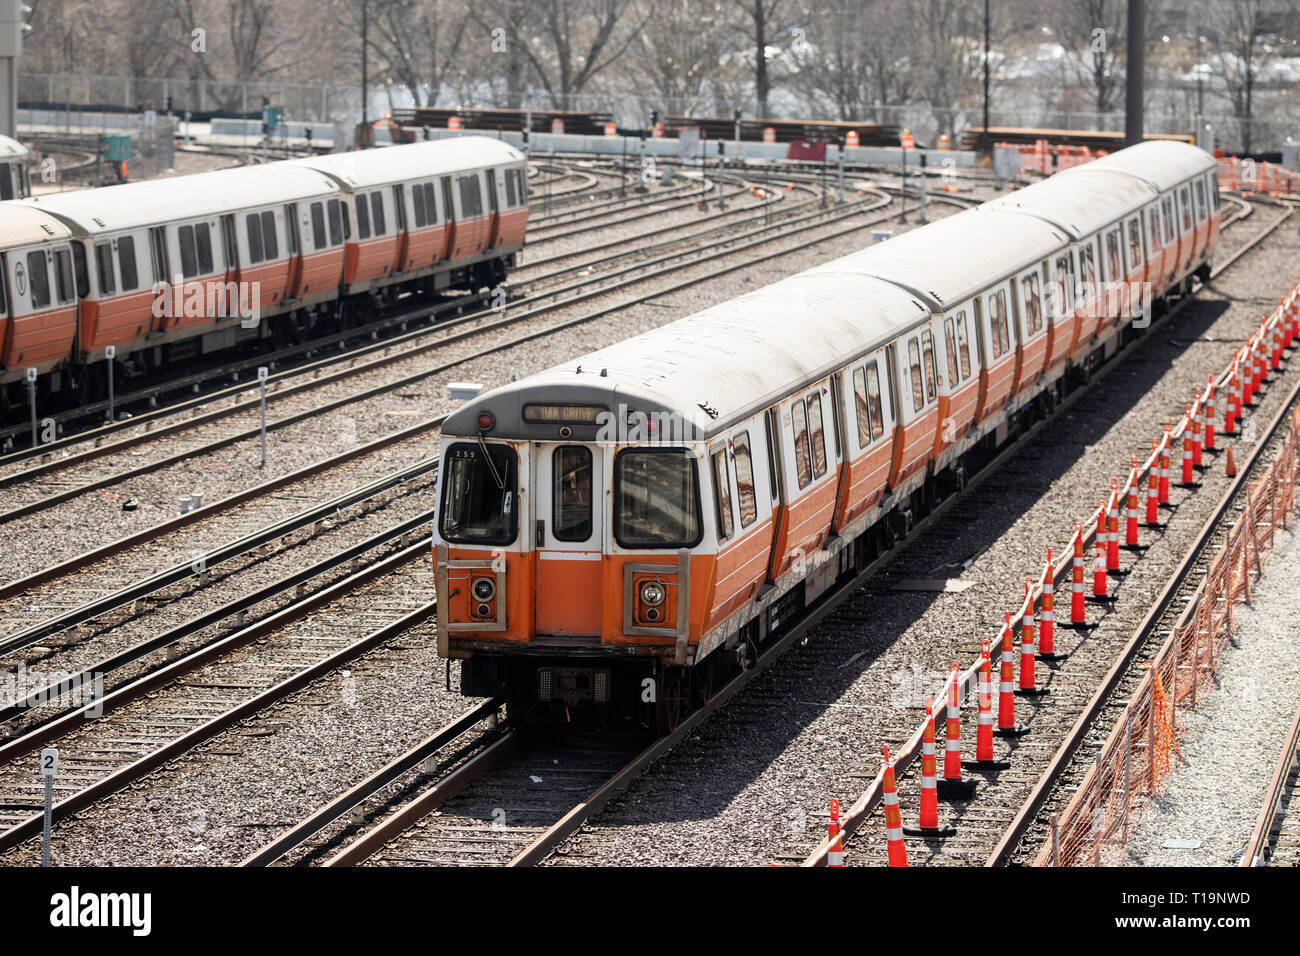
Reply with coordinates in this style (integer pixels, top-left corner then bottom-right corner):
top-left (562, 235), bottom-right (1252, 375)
top-left (42, 748), bottom-right (57, 867)
top-left (258, 366), bottom-right (269, 468)
top-left (105, 344), bottom-right (116, 423)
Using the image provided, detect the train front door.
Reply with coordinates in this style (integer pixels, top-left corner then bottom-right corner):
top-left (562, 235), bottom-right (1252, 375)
top-left (531, 443), bottom-right (604, 637)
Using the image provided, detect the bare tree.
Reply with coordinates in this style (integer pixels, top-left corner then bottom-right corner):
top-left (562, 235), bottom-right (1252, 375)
top-left (1051, 0), bottom-right (1126, 115)
top-left (516, 0), bottom-right (648, 107)
top-left (1204, 0), bottom-right (1295, 153)
top-left (786, 0), bottom-right (918, 121)
top-left (630, 0), bottom-right (736, 114)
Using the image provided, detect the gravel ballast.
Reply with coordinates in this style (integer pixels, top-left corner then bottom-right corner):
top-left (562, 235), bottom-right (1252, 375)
top-left (1123, 523), bottom-right (1300, 867)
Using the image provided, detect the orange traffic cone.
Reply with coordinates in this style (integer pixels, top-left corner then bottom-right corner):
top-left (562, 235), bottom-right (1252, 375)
top-left (1225, 445), bottom-right (1237, 477)
top-left (995, 612), bottom-right (1029, 738)
top-left (905, 697), bottom-right (957, 837)
top-left (938, 663), bottom-right (977, 795)
top-left (881, 746), bottom-right (908, 867)
top-left (827, 798), bottom-right (844, 866)
top-left (1039, 549), bottom-right (1057, 658)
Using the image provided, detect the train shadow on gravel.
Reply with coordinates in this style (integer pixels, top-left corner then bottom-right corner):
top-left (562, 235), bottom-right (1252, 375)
top-left (639, 294), bottom-right (1240, 824)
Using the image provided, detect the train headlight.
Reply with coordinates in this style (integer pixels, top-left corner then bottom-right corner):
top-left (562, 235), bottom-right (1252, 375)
top-left (472, 577), bottom-right (496, 602)
top-left (639, 581), bottom-right (666, 607)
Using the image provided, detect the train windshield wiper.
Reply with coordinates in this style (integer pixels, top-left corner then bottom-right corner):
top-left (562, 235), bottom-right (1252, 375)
top-left (476, 434), bottom-right (507, 492)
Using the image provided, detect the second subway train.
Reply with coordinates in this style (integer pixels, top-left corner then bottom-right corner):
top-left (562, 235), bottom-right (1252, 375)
top-left (0, 136), bottom-right (528, 409)
top-left (432, 140), bottom-right (1221, 724)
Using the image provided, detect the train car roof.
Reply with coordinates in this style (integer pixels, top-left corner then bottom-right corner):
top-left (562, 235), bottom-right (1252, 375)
top-left (981, 168), bottom-right (1158, 238)
top-left (22, 163), bottom-right (340, 235)
top-left (827, 208), bottom-right (1070, 311)
top-left (288, 137), bottom-right (525, 189)
top-left (444, 271), bottom-right (930, 441)
top-left (1061, 140), bottom-right (1217, 192)
top-left (0, 134), bottom-right (30, 159)
top-left (0, 203), bottom-right (73, 248)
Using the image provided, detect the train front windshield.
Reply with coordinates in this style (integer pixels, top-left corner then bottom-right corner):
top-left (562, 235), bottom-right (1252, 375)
top-left (439, 442), bottom-right (518, 545)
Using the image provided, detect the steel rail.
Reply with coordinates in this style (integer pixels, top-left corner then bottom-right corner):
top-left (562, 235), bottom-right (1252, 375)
top-left (0, 558), bottom-right (437, 853)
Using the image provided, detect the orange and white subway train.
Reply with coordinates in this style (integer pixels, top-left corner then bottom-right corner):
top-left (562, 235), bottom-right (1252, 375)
top-left (0, 136), bottom-right (527, 406)
top-left (432, 141), bottom-right (1221, 721)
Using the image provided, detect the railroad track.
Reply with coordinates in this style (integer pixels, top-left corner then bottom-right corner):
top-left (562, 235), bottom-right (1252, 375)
top-left (1244, 690), bottom-right (1300, 866)
top-left (0, 543), bottom-right (437, 854)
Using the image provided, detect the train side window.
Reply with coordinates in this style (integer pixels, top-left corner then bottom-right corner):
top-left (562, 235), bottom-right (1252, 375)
top-left (310, 203), bottom-right (327, 249)
top-left (908, 337), bottom-right (924, 408)
top-left (920, 330), bottom-right (937, 402)
top-left (1079, 244), bottom-right (1097, 297)
top-left (807, 391), bottom-right (827, 478)
top-left (246, 214), bottom-right (265, 264)
top-left (261, 212), bottom-right (278, 259)
top-left (1023, 273), bottom-right (1042, 335)
top-left (1179, 187), bottom-right (1192, 231)
top-left (1161, 196), bottom-right (1175, 242)
top-left (852, 366), bottom-right (871, 446)
top-left (95, 242), bottom-right (116, 296)
top-left (552, 446), bottom-right (593, 542)
top-left (27, 251), bottom-right (51, 309)
top-left (1209, 176), bottom-right (1219, 211)
top-left (943, 319), bottom-right (959, 386)
top-left (1054, 254), bottom-right (1074, 313)
top-left (1105, 229), bottom-right (1121, 280)
top-left (733, 432), bottom-right (758, 527)
top-left (791, 399), bottom-right (812, 489)
top-left (1193, 180), bottom-right (1207, 221)
top-left (0, 165), bottom-right (11, 201)
top-left (411, 183), bottom-right (428, 228)
top-left (194, 223), bottom-right (214, 274)
top-left (505, 168), bottom-right (518, 207)
top-left (516, 168), bottom-right (528, 202)
top-left (987, 293), bottom-right (1009, 359)
top-left (954, 311), bottom-right (972, 379)
top-left (327, 200), bottom-right (343, 246)
top-left (71, 242), bottom-right (89, 299)
top-left (1147, 207), bottom-right (1162, 252)
top-left (1127, 218), bottom-right (1142, 270)
top-left (441, 178), bottom-right (455, 221)
top-left (865, 361), bottom-right (885, 439)
top-left (118, 237), bottom-right (139, 291)
top-left (711, 448), bottom-right (734, 541)
top-left (355, 195), bottom-right (371, 240)
top-left (178, 225), bottom-right (198, 279)
top-left (424, 183), bottom-right (438, 223)
top-left (53, 249), bottom-right (74, 304)
top-left (150, 227), bottom-right (168, 281)
top-left (370, 193), bottom-right (386, 235)
top-left (0, 267), bottom-right (6, 316)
